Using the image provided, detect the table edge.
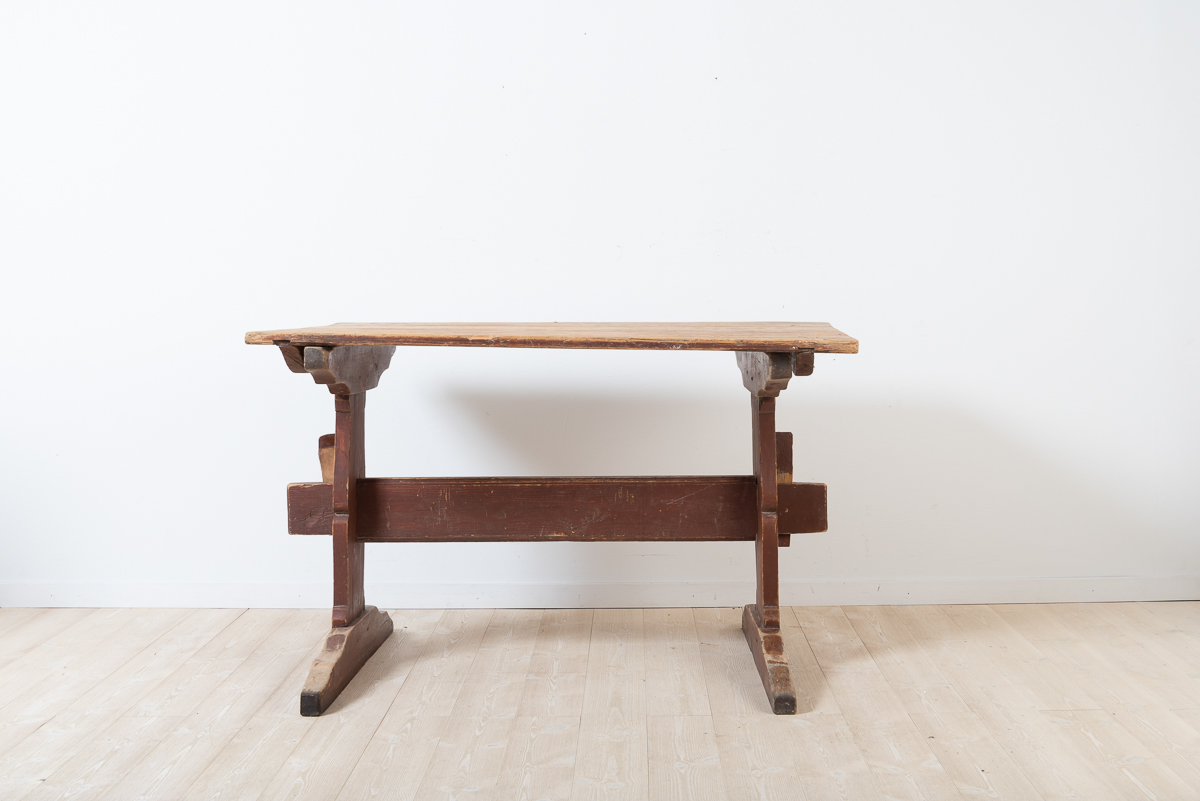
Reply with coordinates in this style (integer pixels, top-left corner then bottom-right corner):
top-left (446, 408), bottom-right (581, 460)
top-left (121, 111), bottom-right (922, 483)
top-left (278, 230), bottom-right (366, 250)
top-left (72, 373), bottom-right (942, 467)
top-left (244, 326), bottom-right (859, 353)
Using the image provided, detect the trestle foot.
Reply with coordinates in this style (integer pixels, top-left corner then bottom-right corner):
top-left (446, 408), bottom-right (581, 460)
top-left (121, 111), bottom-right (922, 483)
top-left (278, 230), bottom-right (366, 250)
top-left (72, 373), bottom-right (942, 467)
top-left (742, 604), bottom-right (797, 715)
top-left (300, 605), bottom-right (393, 716)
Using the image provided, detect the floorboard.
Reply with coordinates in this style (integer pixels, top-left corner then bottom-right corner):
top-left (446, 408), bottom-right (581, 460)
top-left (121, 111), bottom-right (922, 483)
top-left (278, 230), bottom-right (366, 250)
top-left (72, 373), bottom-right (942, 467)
top-left (1, 603), bottom-right (1199, 801)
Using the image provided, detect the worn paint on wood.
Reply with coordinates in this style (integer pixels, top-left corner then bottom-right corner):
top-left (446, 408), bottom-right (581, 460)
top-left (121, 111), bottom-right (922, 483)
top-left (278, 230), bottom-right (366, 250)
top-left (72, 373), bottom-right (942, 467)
top-left (246, 321), bottom-right (858, 352)
top-left (286, 477), bottom-right (827, 542)
top-left (300, 606), bottom-right (394, 717)
top-left (248, 322), bottom-right (857, 718)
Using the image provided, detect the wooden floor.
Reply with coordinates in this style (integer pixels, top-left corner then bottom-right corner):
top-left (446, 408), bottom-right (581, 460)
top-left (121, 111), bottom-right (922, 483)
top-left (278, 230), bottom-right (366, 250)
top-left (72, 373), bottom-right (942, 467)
top-left (2, 604), bottom-right (1200, 800)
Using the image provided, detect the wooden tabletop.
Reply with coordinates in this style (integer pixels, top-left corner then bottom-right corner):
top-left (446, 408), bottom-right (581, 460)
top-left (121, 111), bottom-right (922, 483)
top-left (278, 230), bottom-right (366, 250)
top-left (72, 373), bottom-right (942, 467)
top-left (245, 322), bottom-right (858, 353)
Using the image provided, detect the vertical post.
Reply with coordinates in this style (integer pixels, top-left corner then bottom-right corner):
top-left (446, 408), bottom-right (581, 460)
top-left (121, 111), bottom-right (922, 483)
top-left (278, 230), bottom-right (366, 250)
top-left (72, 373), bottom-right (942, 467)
top-left (282, 343), bottom-right (396, 716)
top-left (736, 350), bottom-right (798, 714)
top-left (751, 395), bottom-right (781, 630)
top-left (331, 393), bottom-right (366, 628)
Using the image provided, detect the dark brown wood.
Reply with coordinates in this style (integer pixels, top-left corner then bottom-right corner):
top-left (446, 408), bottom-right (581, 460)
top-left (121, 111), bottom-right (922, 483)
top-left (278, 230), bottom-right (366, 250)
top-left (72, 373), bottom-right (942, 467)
top-left (300, 605), bottom-right (393, 716)
top-left (318, 434), bottom-right (335, 484)
top-left (791, 349), bottom-right (815, 377)
top-left (775, 432), bottom-right (793, 484)
top-left (279, 344), bottom-right (307, 373)
top-left (751, 395), bottom-right (780, 628)
top-left (741, 604), bottom-right (797, 714)
top-left (745, 363), bottom-right (795, 715)
top-left (286, 477), bottom-right (828, 541)
top-left (331, 393), bottom-right (366, 629)
top-left (776, 431), bottom-right (793, 548)
top-left (779, 482), bottom-right (827, 536)
top-left (245, 322), bottom-right (859, 353)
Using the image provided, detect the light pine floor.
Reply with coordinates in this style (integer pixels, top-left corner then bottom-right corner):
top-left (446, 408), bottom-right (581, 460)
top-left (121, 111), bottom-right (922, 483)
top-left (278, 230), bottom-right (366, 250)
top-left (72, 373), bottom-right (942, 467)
top-left (1, 604), bottom-right (1200, 800)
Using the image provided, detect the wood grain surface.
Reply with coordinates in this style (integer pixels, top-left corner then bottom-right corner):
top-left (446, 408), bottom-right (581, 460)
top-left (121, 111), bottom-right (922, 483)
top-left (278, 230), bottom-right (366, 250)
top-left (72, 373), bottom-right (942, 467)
top-left (286, 477), bottom-right (828, 542)
top-left (299, 606), bottom-right (393, 717)
top-left (3, 602), bottom-right (1200, 801)
top-left (245, 321), bottom-right (858, 352)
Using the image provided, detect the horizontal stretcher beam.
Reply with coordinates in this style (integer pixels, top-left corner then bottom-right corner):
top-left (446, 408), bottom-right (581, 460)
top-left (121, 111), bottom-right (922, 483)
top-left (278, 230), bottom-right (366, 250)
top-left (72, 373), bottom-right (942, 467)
top-left (287, 476), bottom-right (827, 543)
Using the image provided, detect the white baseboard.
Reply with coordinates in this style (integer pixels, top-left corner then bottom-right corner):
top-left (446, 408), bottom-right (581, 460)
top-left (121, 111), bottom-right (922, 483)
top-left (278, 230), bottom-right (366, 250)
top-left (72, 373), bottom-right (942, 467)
top-left (1, 576), bottom-right (1197, 608)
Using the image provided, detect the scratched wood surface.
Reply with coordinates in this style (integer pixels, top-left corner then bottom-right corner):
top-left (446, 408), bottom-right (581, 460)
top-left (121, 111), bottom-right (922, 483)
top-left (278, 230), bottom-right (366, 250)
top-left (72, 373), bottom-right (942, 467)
top-left (3, 602), bottom-right (1200, 800)
top-left (244, 321), bottom-right (859, 352)
top-left (287, 477), bottom-right (828, 542)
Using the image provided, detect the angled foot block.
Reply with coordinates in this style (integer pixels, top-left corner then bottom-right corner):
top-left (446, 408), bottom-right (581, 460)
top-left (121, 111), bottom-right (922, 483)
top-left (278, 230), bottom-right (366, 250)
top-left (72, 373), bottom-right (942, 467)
top-left (742, 604), bottom-right (797, 715)
top-left (300, 605), bottom-right (393, 716)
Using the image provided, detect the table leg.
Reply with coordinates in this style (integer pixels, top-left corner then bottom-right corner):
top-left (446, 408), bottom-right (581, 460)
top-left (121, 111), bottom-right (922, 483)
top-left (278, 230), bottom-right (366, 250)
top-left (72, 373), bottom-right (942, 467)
top-left (743, 394), bottom-right (797, 714)
top-left (736, 351), bottom-right (802, 715)
top-left (300, 391), bottom-right (393, 716)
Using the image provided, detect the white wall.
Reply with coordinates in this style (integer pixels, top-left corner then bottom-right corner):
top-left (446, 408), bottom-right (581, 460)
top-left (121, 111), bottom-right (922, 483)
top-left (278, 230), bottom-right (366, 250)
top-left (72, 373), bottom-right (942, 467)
top-left (2, 2), bottom-right (1197, 608)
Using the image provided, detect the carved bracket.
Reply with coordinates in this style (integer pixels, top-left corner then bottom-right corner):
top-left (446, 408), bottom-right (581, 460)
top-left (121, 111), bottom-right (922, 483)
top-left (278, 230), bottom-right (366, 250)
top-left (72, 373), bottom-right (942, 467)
top-left (736, 350), bottom-right (815, 397)
top-left (737, 352), bottom-right (792, 397)
top-left (276, 344), bottom-right (395, 394)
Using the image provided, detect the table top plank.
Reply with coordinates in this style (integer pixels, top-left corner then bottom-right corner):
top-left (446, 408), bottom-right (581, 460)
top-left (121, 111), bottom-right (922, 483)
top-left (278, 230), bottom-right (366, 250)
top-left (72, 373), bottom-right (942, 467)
top-left (244, 322), bottom-right (858, 353)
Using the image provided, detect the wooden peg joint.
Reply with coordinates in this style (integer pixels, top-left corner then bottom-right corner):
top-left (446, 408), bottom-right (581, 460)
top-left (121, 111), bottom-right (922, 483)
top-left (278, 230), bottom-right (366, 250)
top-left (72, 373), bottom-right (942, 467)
top-left (318, 434), bottom-right (335, 484)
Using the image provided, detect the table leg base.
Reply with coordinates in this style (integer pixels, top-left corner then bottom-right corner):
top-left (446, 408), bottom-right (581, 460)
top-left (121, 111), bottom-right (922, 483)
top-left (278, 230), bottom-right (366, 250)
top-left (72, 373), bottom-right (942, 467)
top-left (300, 605), bottom-right (393, 716)
top-left (742, 604), bottom-right (797, 715)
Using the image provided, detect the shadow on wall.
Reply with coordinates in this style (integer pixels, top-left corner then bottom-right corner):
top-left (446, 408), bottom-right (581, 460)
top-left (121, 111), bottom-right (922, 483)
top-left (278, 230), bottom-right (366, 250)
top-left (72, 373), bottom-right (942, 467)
top-left (442, 390), bottom-right (1165, 579)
